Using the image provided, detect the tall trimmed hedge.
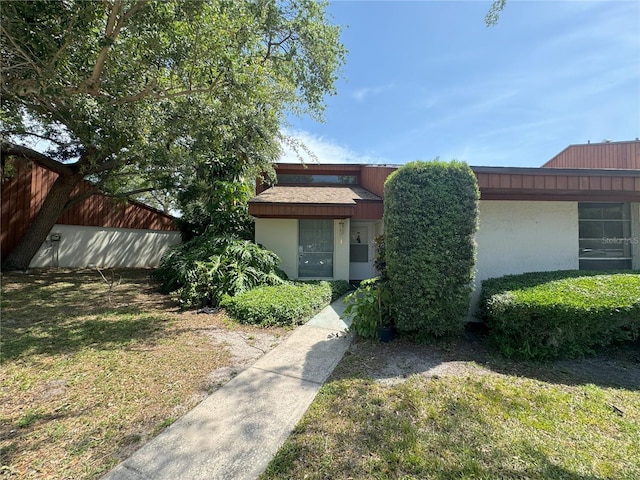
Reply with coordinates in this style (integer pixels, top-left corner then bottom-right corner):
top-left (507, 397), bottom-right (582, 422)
top-left (384, 160), bottom-right (479, 337)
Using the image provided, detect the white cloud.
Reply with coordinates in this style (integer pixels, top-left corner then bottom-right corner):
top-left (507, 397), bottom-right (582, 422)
top-left (279, 129), bottom-right (390, 164)
top-left (352, 84), bottom-right (394, 102)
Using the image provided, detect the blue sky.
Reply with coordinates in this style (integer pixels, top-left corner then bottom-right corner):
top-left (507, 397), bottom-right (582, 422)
top-left (281, 0), bottom-right (640, 167)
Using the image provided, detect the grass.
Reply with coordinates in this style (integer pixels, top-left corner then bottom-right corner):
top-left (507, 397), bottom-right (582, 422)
top-left (0, 268), bottom-right (285, 479)
top-left (262, 337), bottom-right (640, 480)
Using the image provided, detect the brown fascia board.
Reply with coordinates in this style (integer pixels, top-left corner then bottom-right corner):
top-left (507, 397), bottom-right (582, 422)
top-left (473, 165), bottom-right (640, 201)
top-left (248, 201), bottom-right (358, 208)
top-left (471, 165), bottom-right (640, 177)
top-left (480, 192), bottom-right (640, 202)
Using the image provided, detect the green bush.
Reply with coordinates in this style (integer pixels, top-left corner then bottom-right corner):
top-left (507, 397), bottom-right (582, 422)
top-left (221, 281), bottom-right (340, 327)
top-left (481, 270), bottom-right (640, 360)
top-left (299, 279), bottom-right (351, 302)
top-left (342, 277), bottom-right (392, 339)
top-left (384, 160), bottom-right (479, 338)
top-left (153, 233), bottom-right (286, 308)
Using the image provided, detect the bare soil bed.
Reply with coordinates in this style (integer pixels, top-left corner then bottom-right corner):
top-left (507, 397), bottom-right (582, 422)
top-left (332, 323), bottom-right (640, 391)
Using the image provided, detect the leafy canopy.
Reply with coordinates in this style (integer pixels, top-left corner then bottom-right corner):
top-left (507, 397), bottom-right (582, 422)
top-left (1, 0), bottom-right (345, 211)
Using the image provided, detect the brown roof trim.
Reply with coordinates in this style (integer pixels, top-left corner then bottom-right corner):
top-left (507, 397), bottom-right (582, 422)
top-left (471, 165), bottom-right (640, 177)
top-left (481, 192), bottom-right (640, 202)
top-left (249, 203), bottom-right (355, 218)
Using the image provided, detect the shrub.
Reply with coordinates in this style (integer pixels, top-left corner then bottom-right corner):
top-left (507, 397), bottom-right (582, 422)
top-left (153, 233), bottom-right (286, 308)
top-left (342, 277), bottom-right (392, 339)
top-left (384, 160), bottom-right (479, 338)
top-left (299, 279), bottom-right (351, 302)
top-left (221, 282), bottom-right (337, 327)
top-left (481, 271), bottom-right (640, 360)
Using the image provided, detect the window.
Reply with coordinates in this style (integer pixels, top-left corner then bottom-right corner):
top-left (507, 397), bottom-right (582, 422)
top-left (278, 174), bottom-right (357, 185)
top-left (298, 220), bottom-right (334, 278)
top-left (578, 203), bottom-right (632, 270)
top-left (350, 225), bottom-right (368, 263)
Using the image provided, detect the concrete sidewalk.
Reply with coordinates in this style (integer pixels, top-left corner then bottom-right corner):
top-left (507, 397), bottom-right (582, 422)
top-left (102, 297), bottom-right (352, 480)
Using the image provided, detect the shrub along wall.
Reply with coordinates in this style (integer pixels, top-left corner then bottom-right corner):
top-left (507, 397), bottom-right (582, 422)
top-left (481, 271), bottom-right (640, 360)
top-left (221, 280), bottom-right (350, 327)
top-left (384, 160), bottom-right (479, 338)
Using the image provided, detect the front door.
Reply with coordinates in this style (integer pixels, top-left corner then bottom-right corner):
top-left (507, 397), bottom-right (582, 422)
top-left (298, 219), bottom-right (334, 278)
top-left (349, 222), bottom-right (375, 280)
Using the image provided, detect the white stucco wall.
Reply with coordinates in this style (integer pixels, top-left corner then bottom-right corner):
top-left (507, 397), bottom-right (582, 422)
top-left (471, 200), bottom-right (579, 316)
top-left (29, 224), bottom-right (182, 268)
top-left (254, 218), bottom-right (299, 279)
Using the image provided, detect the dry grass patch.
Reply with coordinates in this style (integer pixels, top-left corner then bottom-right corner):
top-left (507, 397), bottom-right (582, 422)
top-left (1, 269), bottom-right (286, 479)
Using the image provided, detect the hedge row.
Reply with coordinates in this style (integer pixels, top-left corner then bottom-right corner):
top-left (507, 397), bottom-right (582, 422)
top-left (481, 271), bottom-right (640, 360)
top-left (221, 280), bottom-right (350, 327)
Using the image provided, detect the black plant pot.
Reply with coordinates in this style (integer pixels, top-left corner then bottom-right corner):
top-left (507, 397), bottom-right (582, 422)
top-left (377, 326), bottom-right (395, 343)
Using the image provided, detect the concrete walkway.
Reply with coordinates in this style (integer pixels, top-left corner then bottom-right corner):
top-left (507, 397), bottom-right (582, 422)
top-left (102, 297), bottom-right (352, 480)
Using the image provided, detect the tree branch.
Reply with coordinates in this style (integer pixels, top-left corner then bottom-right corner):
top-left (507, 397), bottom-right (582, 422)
top-left (87, 156), bottom-right (128, 174)
top-left (115, 85), bottom-right (221, 104)
top-left (83, 0), bottom-right (148, 95)
top-left (3, 131), bottom-right (71, 148)
top-left (66, 186), bottom-right (101, 209)
top-left (0, 24), bottom-right (43, 76)
top-left (0, 143), bottom-right (75, 176)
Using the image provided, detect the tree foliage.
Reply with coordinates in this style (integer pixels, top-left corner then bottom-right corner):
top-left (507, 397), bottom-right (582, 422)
top-left (1, 0), bottom-right (345, 269)
top-left (384, 160), bottom-right (479, 338)
top-left (485, 0), bottom-right (507, 26)
top-left (153, 233), bottom-right (287, 308)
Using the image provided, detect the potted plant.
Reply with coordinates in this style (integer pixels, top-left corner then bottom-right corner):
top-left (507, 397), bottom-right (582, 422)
top-left (342, 277), bottom-right (395, 342)
top-left (375, 278), bottom-right (395, 343)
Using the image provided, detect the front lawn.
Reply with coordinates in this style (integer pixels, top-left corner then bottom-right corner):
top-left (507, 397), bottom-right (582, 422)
top-left (262, 336), bottom-right (640, 479)
top-left (0, 269), bottom-right (286, 479)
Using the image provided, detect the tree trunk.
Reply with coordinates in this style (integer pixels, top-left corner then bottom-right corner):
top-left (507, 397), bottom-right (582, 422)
top-left (2, 172), bottom-right (83, 271)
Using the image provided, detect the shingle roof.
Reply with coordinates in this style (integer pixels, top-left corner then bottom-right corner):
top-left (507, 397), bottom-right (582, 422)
top-left (249, 186), bottom-right (381, 205)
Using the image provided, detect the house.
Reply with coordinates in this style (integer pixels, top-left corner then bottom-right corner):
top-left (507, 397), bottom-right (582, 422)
top-left (1, 153), bottom-right (181, 268)
top-left (249, 140), bottom-right (640, 316)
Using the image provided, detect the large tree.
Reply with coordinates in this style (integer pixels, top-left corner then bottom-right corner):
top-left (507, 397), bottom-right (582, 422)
top-left (1, 0), bottom-right (344, 270)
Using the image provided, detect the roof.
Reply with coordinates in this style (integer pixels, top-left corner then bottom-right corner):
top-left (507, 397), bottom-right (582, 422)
top-left (542, 140), bottom-right (640, 170)
top-left (473, 166), bottom-right (640, 202)
top-left (248, 185), bottom-right (383, 219)
top-left (249, 186), bottom-right (381, 205)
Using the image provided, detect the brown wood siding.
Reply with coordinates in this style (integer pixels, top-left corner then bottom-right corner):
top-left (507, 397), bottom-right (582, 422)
top-left (249, 202), bottom-right (353, 218)
top-left (475, 169), bottom-right (640, 202)
top-left (1, 158), bottom-right (32, 260)
top-left (360, 166), bottom-right (397, 198)
top-left (542, 141), bottom-right (640, 170)
top-left (353, 202), bottom-right (384, 219)
top-left (2, 157), bottom-right (177, 259)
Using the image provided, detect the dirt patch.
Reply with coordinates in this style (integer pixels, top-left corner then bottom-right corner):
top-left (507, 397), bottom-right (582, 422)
top-left (198, 323), bottom-right (287, 391)
top-left (332, 324), bottom-right (640, 390)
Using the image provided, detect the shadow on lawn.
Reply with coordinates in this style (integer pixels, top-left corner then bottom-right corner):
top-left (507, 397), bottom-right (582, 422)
top-left (1, 269), bottom-right (172, 325)
top-left (1, 315), bottom-right (168, 361)
top-left (332, 324), bottom-right (640, 391)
